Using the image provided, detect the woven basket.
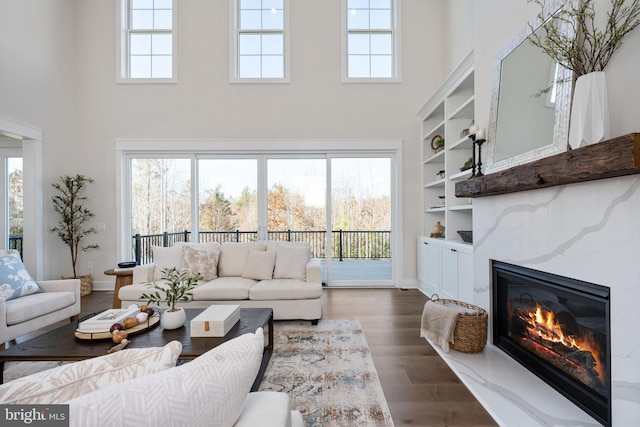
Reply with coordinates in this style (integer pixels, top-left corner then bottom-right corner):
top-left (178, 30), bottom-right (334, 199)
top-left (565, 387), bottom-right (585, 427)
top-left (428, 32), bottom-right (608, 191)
top-left (63, 274), bottom-right (92, 297)
top-left (430, 294), bottom-right (488, 353)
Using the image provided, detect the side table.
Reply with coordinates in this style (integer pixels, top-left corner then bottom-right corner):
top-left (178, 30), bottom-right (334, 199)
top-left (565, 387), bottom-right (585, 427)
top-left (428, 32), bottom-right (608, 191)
top-left (104, 268), bottom-right (134, 308)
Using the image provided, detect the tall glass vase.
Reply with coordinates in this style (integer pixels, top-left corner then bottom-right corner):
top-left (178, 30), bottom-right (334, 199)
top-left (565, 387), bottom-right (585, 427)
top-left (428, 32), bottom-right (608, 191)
top-left (568, 71), bottom-right (611, 149)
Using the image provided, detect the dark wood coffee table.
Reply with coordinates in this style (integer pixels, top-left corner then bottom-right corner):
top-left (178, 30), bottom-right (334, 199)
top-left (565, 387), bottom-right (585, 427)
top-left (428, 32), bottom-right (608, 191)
top-left (0, 308), bottom-right (273, 391)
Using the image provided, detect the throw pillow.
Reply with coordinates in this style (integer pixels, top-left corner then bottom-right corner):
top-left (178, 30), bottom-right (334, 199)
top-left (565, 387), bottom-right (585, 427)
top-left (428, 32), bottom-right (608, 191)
top-left (68, 329), bottom-right (265, 427)
top-left (0, 341), bottom-right (182, 404)
top-left (152, 246), bottom-right (184, 280)
top-left (0, 255), bottom-right (42, 301)
top-left (273, 243), bottom-right (310, 280)
top-left (242, 250), bottom-right (276, 280)
top-left (218, 242), bottom-right (266, 277)
top-left (182, 245), bottom-right (221, 281)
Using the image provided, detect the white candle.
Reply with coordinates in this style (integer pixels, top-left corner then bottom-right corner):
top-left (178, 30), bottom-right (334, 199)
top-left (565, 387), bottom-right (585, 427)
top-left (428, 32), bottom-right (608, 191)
top-left (469, 125), bottom-right (477, 134)
top-left (476, 128), bottom-right (484, 139)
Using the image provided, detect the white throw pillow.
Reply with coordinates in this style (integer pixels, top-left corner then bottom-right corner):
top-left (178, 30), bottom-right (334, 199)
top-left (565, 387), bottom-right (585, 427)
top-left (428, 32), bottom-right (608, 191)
top-left (0, 341), bottom-right (182, 404)
top-left (68, 329), bottom-right (265, 427)
top-left (218, 242), bottom-right (266, 277)
top-left (182, 245), bottom-right (221, 281)
top-left (242, 250), bottom-right (276, 280)
top-left (273, 243), bottom-right (310, 280)
top-left (152, 246), bottom-right (184, 280)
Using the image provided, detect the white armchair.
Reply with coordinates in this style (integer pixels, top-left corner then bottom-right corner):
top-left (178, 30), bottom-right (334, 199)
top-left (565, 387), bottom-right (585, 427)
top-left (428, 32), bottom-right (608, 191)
top-left (0, 278), bottom-right (81, 349)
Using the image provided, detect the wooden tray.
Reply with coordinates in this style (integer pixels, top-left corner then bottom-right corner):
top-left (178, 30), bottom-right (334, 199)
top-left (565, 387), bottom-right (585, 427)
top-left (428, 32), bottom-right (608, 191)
top-left (75, 313), bottom-right (160, 340)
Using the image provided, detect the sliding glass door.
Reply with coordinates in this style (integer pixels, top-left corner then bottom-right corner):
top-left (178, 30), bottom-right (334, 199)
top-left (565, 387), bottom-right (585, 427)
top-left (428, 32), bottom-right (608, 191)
top-left (329, 157), bottom-right (391, 284)
top-left (127, 151), bottom-right (393, 285)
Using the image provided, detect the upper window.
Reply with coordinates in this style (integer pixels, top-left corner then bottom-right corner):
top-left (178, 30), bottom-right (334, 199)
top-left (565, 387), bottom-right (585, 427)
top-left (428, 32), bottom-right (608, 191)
top-left (117, 0), bottom-right (177, 83)
top-left (231, 0), bottom-right (290, 82)
top-left (343, 0), bottom-right (401, 82)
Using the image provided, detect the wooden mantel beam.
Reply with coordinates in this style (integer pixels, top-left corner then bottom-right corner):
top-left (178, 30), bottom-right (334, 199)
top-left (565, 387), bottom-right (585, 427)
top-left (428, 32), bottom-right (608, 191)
top-left (455, 133), bottom-right (640, 198)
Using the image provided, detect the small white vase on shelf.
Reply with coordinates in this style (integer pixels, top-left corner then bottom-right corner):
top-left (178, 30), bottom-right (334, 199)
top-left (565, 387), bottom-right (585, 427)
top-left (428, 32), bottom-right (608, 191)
top-left (568, 71), bottom-right (611, 149)
top-left (161, 307), bottom-right (186, 330)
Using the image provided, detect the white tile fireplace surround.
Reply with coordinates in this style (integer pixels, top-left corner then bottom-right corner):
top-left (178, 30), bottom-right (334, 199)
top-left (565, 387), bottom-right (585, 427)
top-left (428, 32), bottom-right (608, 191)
top-left (439, 174), bottom-right (640, 426)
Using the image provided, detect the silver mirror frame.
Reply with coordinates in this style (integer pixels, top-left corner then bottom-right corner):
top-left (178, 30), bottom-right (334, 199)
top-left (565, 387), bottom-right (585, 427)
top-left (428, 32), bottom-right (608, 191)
top-left (486, 0), bottom-right (575, 173)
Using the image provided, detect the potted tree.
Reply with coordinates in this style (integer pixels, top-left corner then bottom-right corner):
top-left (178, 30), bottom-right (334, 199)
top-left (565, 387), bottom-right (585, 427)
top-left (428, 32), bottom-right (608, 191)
top-left (51, 175), bottom-right (99, 296)
top-left (141, 267), bottom-right (201, 330)
top-left (527, 0), bottom-right (640, 147)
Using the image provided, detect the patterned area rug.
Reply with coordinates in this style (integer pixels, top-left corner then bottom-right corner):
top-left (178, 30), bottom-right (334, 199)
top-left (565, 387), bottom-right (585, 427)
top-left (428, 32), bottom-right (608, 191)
top-left (259, 319), bottom-right (394, 427)
top-left (2, 320), bottom-right (393, 427)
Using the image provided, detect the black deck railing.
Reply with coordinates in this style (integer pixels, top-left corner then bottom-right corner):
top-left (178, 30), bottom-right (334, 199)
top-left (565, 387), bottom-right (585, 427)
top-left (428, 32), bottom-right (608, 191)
top-left (9, 237), bottom-right (23, 259)
top-left (132, 230), bottom-right (390, 265)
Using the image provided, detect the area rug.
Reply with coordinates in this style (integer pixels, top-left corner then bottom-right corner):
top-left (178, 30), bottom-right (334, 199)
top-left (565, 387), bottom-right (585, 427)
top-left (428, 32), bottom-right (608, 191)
top-left (259, 319), bottom-right (394, 427)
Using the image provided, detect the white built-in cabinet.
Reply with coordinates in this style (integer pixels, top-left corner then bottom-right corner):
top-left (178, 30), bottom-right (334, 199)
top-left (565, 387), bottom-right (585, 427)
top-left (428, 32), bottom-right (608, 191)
top-left (417, 237), bottom-right (473, 301)
top-left (417, 51), bottom-right (475, 301)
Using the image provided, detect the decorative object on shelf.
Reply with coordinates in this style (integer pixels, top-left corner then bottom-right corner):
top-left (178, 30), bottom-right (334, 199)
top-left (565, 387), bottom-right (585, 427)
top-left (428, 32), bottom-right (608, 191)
top-left (141, 267), bottom-right (201, 330)
top-left (431, 135), bottom-right (445, 153)
top-left (568, 71), bottom-right (610, 148)
top-left (436, 170), bottom-right (445, 179)
top-left (51, 174), bottom-right (100, 296)
top-left (527, 0), bottom-right (640, 148)
top-left (457, 230), bottom-right (473, 243)
top-left (430, 221), bottom-right (445, 238)
top-left (460, 157), bottom-right (473, 172)
top-left (468, 126), bottom-right (486, 177)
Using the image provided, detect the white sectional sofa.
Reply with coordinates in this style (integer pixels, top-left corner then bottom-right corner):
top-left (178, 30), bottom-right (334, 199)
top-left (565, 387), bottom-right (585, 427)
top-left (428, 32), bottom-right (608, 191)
top-left (118, 241), bottom-right (323, 323)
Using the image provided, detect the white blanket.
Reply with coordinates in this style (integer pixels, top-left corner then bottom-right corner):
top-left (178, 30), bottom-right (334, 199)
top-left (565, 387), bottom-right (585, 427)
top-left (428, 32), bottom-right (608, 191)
top-left (420, 300), bottom-right (476, 352)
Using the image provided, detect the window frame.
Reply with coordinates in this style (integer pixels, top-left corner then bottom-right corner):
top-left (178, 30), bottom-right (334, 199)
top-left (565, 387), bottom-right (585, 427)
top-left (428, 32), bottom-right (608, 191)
top-left (341, 0), bottom-right (402, 83)
top-left (230, 0), bottom-right (291, 83)
top-left (116, 0), bottom-right (178, 84)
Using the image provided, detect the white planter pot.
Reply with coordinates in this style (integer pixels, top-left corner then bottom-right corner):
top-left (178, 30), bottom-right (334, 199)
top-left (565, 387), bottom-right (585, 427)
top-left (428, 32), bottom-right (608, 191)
top-left (161, 307), bottom-right (186, 330)
top-left (568, 71), bottom-right (611, 149)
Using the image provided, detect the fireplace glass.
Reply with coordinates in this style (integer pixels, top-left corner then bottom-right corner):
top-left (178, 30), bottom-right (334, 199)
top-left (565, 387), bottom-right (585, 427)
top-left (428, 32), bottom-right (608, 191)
top-left (492, 261), bottom-right (611, 426)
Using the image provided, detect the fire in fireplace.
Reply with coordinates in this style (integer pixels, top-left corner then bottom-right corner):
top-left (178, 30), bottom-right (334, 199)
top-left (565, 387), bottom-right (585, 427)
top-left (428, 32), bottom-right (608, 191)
top-left (492, 261), bottom-right (611, 426)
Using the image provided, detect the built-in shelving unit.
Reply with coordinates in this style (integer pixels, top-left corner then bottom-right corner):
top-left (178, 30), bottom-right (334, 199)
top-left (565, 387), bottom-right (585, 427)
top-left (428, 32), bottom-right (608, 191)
top-left (418, 51), bottom-right (474, 245)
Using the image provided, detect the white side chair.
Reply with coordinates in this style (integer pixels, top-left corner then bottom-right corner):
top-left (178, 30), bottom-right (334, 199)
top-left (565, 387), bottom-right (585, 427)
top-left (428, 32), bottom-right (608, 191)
top-left (0, 250), bottom-right (80, 349)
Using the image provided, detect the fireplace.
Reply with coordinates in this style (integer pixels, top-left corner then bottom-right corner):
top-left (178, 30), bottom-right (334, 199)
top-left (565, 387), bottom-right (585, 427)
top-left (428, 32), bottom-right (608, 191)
top-left (492, 261), bottom-right (611, 426)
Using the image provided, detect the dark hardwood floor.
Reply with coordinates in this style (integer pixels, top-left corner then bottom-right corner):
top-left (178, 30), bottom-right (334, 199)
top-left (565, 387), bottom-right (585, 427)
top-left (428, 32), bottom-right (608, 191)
top-left (20, 288), bottom-right (498, 427)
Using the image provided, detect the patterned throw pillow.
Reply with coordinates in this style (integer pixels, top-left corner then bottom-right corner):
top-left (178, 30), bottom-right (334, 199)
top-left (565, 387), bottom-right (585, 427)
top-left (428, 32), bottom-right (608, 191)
top-left (0, 341), bottom-right (183, 404)
top-left (68, 329), bottom-right (265, 427)
top-left (0, 255), bottom-right (42, 301)
top-left (182, 245), bottom-right (221, 281)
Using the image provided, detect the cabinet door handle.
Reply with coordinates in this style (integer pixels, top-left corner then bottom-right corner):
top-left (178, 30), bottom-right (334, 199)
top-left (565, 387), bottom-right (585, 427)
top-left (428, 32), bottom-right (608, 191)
top-left (423, 242), bottom-right (428, 245)
top-left (450, 248), bottom-right (457, 252)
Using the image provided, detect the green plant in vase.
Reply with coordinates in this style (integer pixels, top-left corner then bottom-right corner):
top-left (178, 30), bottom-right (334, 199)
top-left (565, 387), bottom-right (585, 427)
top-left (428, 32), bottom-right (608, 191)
top-left (141, 267), bottom-right (201, 312)
top-left (141, 267), bottom-right (202, 330)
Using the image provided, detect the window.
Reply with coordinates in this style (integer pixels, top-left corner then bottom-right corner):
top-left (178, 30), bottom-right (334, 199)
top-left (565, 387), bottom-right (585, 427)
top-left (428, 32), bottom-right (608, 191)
top-left (117, 0), bottom-right (177, 83)
top-left (231, 0), bottom-right (290, 82)
top-left (117, 140), bottom-right (400, 286)
top-left (343, 0), bottom-right (401, 82)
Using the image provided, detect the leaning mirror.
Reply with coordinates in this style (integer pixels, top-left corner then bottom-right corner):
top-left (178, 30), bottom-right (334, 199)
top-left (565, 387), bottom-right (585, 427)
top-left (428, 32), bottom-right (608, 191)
top-left (486, 0), bottom-right (574, 173)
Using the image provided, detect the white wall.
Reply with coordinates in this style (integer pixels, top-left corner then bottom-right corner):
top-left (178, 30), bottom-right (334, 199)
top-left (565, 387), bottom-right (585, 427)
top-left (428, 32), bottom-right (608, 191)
top-left (0, 0), bottom-right (445, 286)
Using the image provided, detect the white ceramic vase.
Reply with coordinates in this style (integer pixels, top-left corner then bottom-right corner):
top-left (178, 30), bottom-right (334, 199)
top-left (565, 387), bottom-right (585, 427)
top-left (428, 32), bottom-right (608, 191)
top-left (568, 71), bottom-right (611, 149)
top-left (161, 307), bottom-right (186, 330)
